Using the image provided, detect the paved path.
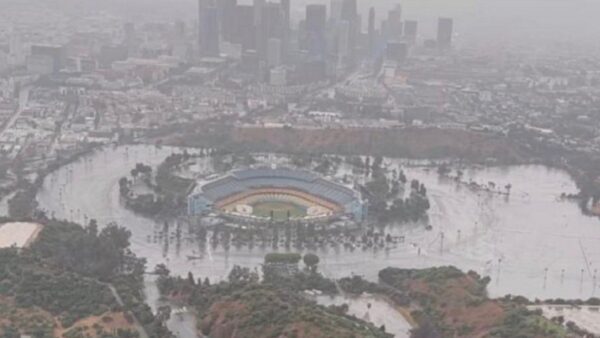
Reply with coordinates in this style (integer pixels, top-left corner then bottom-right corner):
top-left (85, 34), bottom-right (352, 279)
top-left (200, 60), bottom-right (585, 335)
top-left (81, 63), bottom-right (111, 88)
top-left (100, 281), bottom-right (150, 338)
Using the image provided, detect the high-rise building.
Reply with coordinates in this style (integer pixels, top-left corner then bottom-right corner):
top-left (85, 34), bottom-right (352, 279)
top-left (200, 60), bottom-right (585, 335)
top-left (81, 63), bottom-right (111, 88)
top-left (174, 21), bottom-right (186, 40)
top-left (306, 4), bottom-right (327, 58)
top-left (205, 7), bottom-right (221, 56)
top-left (340, 0), bottom-right (358, 66)
top-left (404, 20), bottom-right (418, 43)
top-left (257, 3), bottom-right (284, 60)
top-left (341, 0), bottom-right (357, 25)
top-left (267, 38), bottom-right (282, 67)
top-left (387, 4), bottom-right (403, 40)
top-left (234, 5), bottom-right (256, 50)
top-left (123, 22), bottom-right (136, 56)
top-left (8, 30), bottom-right (24, 66)
top-left (337, 20), bottom-right (350, 68)
top-left (368, 7), bottom-right (376, 56)
top-left (28, 45), bottom-right (65, 74)
top-left (437, 17), bottom-right (453, 48)
top-left (269, 66), bottom-right (287, 86)
top-left (199, 0), bottom-right (220, 56)
top-left (173, 21), bottom-right (188, 61)
top-left (254, 0), bottom-right (265, 25)
top-left (198, 0), bottom-right (207, 46)
top-left (330, 0), bottom-right (343, 22)
top-left (280, 0), bottom-right (291, 61)
top-left (220, 0), bottom-right (237, 43)
top-left (281, 0), bottom-right (290, 29)
top-left (386, 41), bottom-right (408, 63)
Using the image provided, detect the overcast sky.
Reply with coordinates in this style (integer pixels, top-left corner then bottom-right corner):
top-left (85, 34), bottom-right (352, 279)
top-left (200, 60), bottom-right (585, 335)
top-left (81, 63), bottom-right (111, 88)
top-left (3, 0), bottom-right (600, 53)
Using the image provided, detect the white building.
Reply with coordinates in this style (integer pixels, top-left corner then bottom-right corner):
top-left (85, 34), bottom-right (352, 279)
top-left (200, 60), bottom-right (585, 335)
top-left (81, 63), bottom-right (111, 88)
top-left (270, 67), bottom-right (287, 86)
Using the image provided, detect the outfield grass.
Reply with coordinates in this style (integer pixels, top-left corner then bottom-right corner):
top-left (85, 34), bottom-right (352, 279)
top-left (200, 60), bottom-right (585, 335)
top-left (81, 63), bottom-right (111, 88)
top-left (251, 201), bottom-right (307, 221)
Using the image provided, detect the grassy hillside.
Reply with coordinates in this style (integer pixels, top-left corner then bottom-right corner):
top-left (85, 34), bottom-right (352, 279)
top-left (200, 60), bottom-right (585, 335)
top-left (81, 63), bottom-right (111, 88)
top-left (0, 218), bottom-right (166, 338)
top-left (199, 284), bottom-right (392, 338)
top-left (379, 266), bottom-right (568, 338)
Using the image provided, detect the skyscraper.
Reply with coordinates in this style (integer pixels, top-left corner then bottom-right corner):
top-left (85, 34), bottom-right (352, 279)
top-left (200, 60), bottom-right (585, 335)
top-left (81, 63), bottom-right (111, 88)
top-left (220, 0), bottom-right (237, 43)
top-left (280, 0), bottom-right (291, 61)
top-left (175, 21), bottom-right (186, 40)
top-left (281, 0), bottom-right (290, 30)
top-left (337, 20), bottom-right (350, 68)
top-left (198, 0), bottom-right (206, 47)
top-left (267, 38), bottom-right (282, 67)
top-left (257, 3), bottom-right (284, 61)
top-left (386, 41), bottom-right (408, 63)
top-left (404, 20), bottom-right (418, 44)
top-left (330, 0), bottom-right (343, 22)
top-left (234, 5), bottom-right (256, 50)
top-left (340, 0), bottom-right (358, 66)
top-left (368, 7), bottom-right (376, 56)
top-left (306, 4), bottom-right (327, 58)
top-left (254, 0), bottom-right (265, 25)
top-left (199, 0), bottom-right (220, 57)
top-left (387, 4), bottom-right (403, 40)
top-left (437, 17), bottom-right (453, 48)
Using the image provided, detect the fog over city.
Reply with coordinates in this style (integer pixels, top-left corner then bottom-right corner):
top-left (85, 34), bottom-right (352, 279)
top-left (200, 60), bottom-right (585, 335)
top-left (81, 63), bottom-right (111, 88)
top-left (6, 0), bottom-right (600, 49)
top-left (2, 0), bottom-right (600, 337)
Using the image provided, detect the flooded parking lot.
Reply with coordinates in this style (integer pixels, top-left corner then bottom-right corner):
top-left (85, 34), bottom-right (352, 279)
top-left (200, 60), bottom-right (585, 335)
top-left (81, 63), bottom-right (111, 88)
top-left (36, 145), bottom-right (600, 301)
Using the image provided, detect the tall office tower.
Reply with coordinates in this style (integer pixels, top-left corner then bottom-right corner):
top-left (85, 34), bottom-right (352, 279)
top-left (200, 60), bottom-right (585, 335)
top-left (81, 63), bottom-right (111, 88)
top-left (198, 0), bottom-right (206, 47)
top-left (404, 20), bottom-right (418, 43)
top-left (175, 20), bottom-right (186, 40)
top-left (254, 0), bottom-right (265, 25)
top-left (281, 0), bottom-right (290, 29)
top-left (173, 20), bottom-right (188, 60)
top-left (253, 0), bottom-right (265, 61)
top-left (386, 41), bottom-right (408, 63)
top-left (124, 22), bottom-right (135, 46)
top-left (330, 0), bottom-right (343, 22)
top-left (198, 0), bottom-right (205, 52)
top-left (206, 6), bottom-right (221, 56)
top-left (340, 0), bottom-right (358, 66)
top-left (8, 30), bottom-right (24, 65)
top-left (337, 20), bottom-right (350, 67)
top-left (199, 0), bottom-right (220, 57)
top-left (219, 0), bottom-right (237, 42)
top-left (280, 0), bottom-right (291, 61)
top-left (29, 45), bottom-right (65, 74)
top-left (306, 4), bottom-right (327, 58)
top-left (387, 4), bottom-right (403, 40)
top-left (368, 7), bottom-right (376, 55)
top-left (267, 38), bottom-right (282, 67)
top-left (437, 17), bottom-right (453, 48)
top-left (123, 22), bottom-right (136, 56)
top-left (257, 3), bottom-right (284, 60)
top-left (234, 5), bottom-right (256, 49)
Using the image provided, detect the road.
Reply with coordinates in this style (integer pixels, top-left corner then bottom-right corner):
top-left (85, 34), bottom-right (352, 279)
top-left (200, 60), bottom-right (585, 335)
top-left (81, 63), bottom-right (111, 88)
top-left (103, 281), bottom-right (150, 338)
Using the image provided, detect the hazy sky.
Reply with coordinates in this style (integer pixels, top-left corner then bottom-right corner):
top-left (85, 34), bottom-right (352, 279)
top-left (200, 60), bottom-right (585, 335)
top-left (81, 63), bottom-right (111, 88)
top-left (3, 0), bottom-right (600, 53)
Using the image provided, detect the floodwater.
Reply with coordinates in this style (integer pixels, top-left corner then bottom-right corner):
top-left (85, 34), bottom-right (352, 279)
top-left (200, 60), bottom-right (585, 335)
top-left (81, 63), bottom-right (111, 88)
top-left (314, 294), bottom-right (411, 338)
top-left (144, 275), bottom-right (198, 338)
top-left (36, 145), bottom-right (600, 303)
top-left (529, 305), bottom-right (600, 335)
